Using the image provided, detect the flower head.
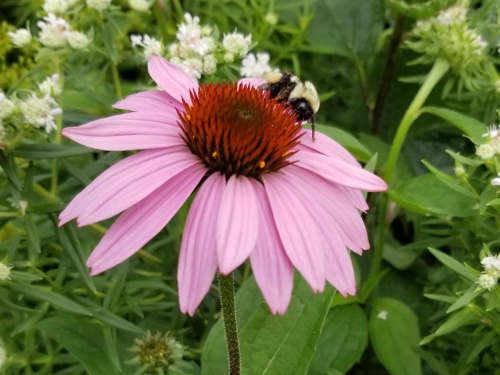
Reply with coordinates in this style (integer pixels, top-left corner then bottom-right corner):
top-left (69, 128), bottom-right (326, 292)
top-left (478, 273), bottom-right (497, 290)
top-left (37, 13), bottom-right (69, 48)
top-left (86, 0), bottom-right (111, 11)
top-left (131, 34), bottom-right (163, 59)
top-left (67, 31), bottom-right (90, 50)
top-left (0, 263), bottom-right (12, 281)
top-left (0, 92), bottom-right (15, 120)
top-left (43, 0), bottom-right (70, 14)
top-left (222, 31), bottom-right (252, 58)
top-left (476, 144), bottom-right (494, 160)
top-left (8, 28), bottom-right (32, 48)
top-left (59, 56), bottom-right (387, 315)
top-left (240, 52), bottom-right (275, 78)
top-left (19, 94), bottom-right (62, 133)
top-left (129, 331), bottom-right (184, 372)
top-left (128, 0), bottom-right (150, 11)
top-left (39, 74), bottom-right (62, 96)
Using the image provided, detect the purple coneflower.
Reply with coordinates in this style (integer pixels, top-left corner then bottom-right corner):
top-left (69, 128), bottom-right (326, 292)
top-left (59, 55), bottom-right (387, 315)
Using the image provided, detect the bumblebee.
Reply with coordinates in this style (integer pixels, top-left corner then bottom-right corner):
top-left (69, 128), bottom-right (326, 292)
top-left (259, 71), bottom-right (320, 140)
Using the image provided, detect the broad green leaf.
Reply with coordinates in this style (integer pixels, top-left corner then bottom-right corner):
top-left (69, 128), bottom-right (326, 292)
top-left (10, 283), bottom-right (92, 316)
top-left (313, 124), bottom-right (373, 162)
top-left (428, 248), bottom-right (477, 282)
top-left (369, 298), bottom-right (422, 375)
top-left (420, 107), bottom-right (487, 145)
top-left (308, 304), bottom-right (368, 374)
top-left (307, 0), bottom-right (385, 59)
top-left (37, 316), bottom-right (131, 375)
top-left (13, 144), bottom-right (95, 159)
top-left (202, 275), bottom-right (334, 375)
top-left (389, 174), bottom-right (475, 217)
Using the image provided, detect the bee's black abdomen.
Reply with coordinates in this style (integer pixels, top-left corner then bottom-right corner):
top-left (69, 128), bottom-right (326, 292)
top-left (288, 98), bottom-right (314, 122)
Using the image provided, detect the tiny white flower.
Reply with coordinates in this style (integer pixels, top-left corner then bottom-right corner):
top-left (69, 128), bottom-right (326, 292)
top-left (67, 31), bottom-right (90, 49)
top-left (43, 0), bottom-right (69, 14)
top-left (130, 34), bottom-right (163, 59)
top-left (491, 173), bottom-right (500, 186)
top-left (377, 310), bottom-right (388, 320)
top-left (264, 12), bottom-right (278, 26)
top-left (179, 58), bottom-right (203, 80)
top-left (436, 4), bottom-right (468, 26)
top-left (481, 256), bottom-right (500, 278)
top-left (8, 28), bottom-right (32, 48)
top-left (0, 92), bottom-right (15, 120)
top-left (222, 31), bottom-right (252, 58)
top-left (240, 52), bottom-right (275, 78)
top-left (0, 263), bottom-right (12, 281)
top-left (175, 13), bottom-right (213, 57)
top-left (476, 144), bottom-right (495, 160)
top-left (19, 200), bottom-right (28, 216)
top-left (454, 165), bottom-right (466, 177)
top-left (202, 54), bottom-right (217, 75)
top-left (19, 94), bottom-right (63, 133)
top-left (39, 74), bottom-right (61, 96)
top-left (478, 273), bottom-right (497, 290)
top-left (223, 52), bottom-right (234, 63)
top-left (86, 0), bottom-right (111, 11)
top-left (128, 0), bottom-right (150, 11)
top-left (37, 14), bottom-right (69, 48)
top-left (177, 13), bottom-right (202, 45)
top-left (483, 125), bottom-right (500, 138)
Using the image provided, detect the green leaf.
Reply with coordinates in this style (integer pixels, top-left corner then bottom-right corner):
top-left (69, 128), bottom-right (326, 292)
top-left (369, 298), bottom-right (422, 375)
top-left (447, 286), bottom-right (484, 313)
top-left (434, 308), bottom-right (478, 337)
top-left (0, 150), bottom-right (23, 190)
top-left (420, 107), bottom-right (487, 145)
top-left (421, 160), bottom-right (476, 198)
top-left (389, 174), bottom-right (475, 217)
top-left (445, 150), bottom-right (483, 167)
top-left (24, 214), bottom-right (41, 255)
top-left (12, 144), bottom-right (95, 159)
top-left (313, 124), bottom-right (373, 162)
top-left (37, 316), bottom-right (129, 375)
top-left (202, 275), bottom-right (334, 375)
top-left (307, 0), bottom-right (384, 59)
top-left (10, 283), bottom-right (92, 316)
top-left (428, 248), bottom-right (477, 282)
top-left (308, 304), bottom-right (368, 374)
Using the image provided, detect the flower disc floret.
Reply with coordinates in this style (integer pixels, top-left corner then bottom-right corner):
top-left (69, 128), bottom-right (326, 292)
top-left (179, 83), bottom-right (301, 179)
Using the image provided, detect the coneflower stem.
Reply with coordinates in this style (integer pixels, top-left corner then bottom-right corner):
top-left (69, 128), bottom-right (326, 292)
top-left (369, 58), bottom-right (450, 282)
top-left (218, 272), bottom-right (241, 375)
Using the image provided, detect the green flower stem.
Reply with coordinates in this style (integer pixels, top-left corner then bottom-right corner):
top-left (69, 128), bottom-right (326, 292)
top-left (111, 63), bottom-right (123, 100)
top-left (50, 64), bottom-right (64, 196)
top-left (218, 272), bottom-right (241, 375)
top-left (153, 0), bottom-right (168, 35)
top-left (368, 58), bottom-right (450, 282)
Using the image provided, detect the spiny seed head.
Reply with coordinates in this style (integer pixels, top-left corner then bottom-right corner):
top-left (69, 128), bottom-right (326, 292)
top-left (178, 82), bottom-right (303, 180)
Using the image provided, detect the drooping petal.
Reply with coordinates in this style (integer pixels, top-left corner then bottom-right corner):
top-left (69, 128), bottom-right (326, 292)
top-left (277, 167), bottom-right (358, 295)
top-left (249, 179), bottom-right (294, 315)
top-left (217, 175), bottom-right (259, 274)
top-left (148, 55), bottom-right (198, 104)
top-left (338, 184), bottom-right (369, 212)
top-left (178, 173), bottom-right (225, 316)
top-left (112, 90), bottom-right (184, 114)
top-left (62, 112), bottom-right (184, 151)
top-left (59, 146), bottom-right (201, 226)
top-left (237, 77), bottom-right (266, 89)
top-left (298, 130), bottom-right (361, 166)
top-left (285, 165), bottom-right (370, 253)
top-left (294, 150), bottom-right (388, 192)
top-left (87, 163), bottom-right (206, 275)
top-left (263, 172), bottom-right (325, 293)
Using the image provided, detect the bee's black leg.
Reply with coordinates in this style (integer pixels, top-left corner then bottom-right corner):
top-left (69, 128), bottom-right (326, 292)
top-left (311, 116), bottom-right (316, 142)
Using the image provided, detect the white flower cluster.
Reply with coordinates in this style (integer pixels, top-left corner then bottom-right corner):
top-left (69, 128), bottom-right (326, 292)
top-left (436, 3), bottom-right (468, 26)
top-left (7, 29), bottom-right (32, 48)
top-left (240, 52), bottom-right (275, 78)
top-left (128, 0), bottom-right (151, 12)
top-left (131, 34), bottom-right (163, 59)
top-left (86, 0), bottom-right (111, 11)
top-left (36, 14), bottom-right (90, 49)
top-left (42, 0), bottom-right (76, 14)
top-left (0, 263), bottom-right (12, 281)
top-left (477, 125), bottom-right (500, 161)
top-left (478, 255), bottom-right (500, 290)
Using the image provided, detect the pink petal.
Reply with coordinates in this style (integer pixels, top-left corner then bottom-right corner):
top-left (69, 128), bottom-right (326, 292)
top-left (178, 173), bottom-right (225, 316)
top-left (249, 180), bottom-right (293, 315)
top-left (294, 151), bottom-right (388, 192)
top-left (263, 172), bottom-right (325, 292)
top-left (87, 163), bottom-right (206, 275)
top-left (148, 55), bottom-right (198, 104)
top-left (339, 185), bottom-right (369, 212)
top-left (238, 77), bottom-right (266, 88)
top-left (62, 112), bottom-right (184, 151)
top-left (298, 130), bottom-right (361, 166)
top-left (113, 90), bottom-right (184, 114)
top-left (217, 175), bottom-right (259, 274)
top-left (285, 165), bottom-right (370, 253)
top-left (59, 146), bottom-right (201, 226)
top-left (324, 241), bottom-right (357, 297)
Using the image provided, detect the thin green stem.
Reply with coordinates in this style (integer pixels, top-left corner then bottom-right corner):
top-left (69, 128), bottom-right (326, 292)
top-left (111, 63), bottom-right (123, 100)
top-left (218, 273), bottom-right (241, 375)
top-left (50, 64), bottom-right (64, 196)
top-left (368, 58), bottom-right (450, 281)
